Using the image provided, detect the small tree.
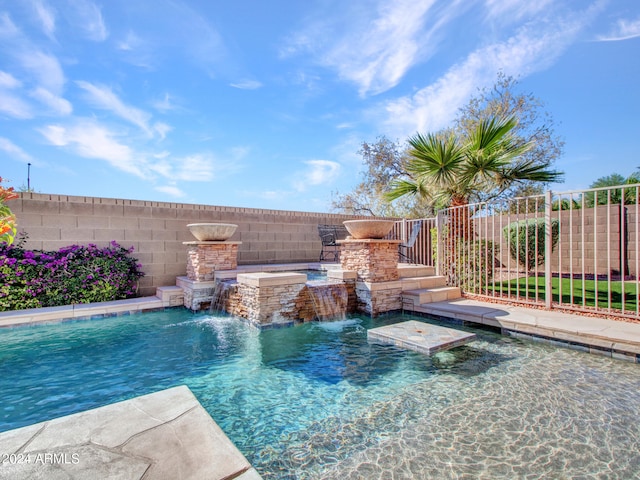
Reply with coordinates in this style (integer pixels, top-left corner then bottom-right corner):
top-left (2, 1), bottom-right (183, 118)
top-left (331, 137), bottom-right (434, 217)
top-left (334, 74), bottom-right (564, 218)
top-left (455, 72), bottom-right (565, 203)
top-left (584, 170), bottom-right (640, 207)
top-left (503, 218), bottom-right (559, 272)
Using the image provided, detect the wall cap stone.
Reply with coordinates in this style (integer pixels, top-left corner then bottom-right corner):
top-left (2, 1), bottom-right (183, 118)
top-left (237, 272), bottom-right (307, 287)
top-left (183, 241), bottom-right (243, 245)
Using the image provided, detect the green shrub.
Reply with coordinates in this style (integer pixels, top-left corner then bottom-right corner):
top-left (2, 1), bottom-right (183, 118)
top-left (0, 242), bottom-right (145, 311)
top-left (430, 227), bottom-right (438, 263)
top-left (432, 226), bottom-right (497, 293)
top-left (502, 218), bottom-right (559, 271)
top-left (443, 239), bottom-right (496, 293)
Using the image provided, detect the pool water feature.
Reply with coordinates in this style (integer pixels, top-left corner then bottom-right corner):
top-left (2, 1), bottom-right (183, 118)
top-left (306, 280), bottom-right (349, 321)
top-left (1, 310), bottom-right (639, 479)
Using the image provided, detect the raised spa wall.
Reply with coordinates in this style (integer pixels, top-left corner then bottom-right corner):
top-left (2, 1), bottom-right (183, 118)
top-left (178, 238), bottom-right (403, 327)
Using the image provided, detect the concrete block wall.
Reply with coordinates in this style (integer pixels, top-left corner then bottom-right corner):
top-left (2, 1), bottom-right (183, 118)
top-left (11, 193), bottom-right (363, 296)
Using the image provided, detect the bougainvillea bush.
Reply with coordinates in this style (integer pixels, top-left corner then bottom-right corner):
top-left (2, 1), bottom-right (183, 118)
top-left (0, 241), bottom-right (145, 311)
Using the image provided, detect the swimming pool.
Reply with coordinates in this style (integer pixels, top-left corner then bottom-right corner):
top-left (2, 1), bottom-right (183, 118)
top-left (1, 310), bottom-right (639, 479)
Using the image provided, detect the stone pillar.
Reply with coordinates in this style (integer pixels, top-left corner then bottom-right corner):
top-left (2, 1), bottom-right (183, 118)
top-left (339, 239), bottom-right (401, 282)
top-left (339, 239), bottom-right (402, 316)
top-left (184, 241), bottom-right (242, 281)
top-left (232, 272), bottom-right (307, 327)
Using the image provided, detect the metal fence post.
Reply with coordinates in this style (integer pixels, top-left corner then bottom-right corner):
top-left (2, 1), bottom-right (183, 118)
top-left (545, 190), bottom-right (552, 309)
top-left (436, 211), bottom-right (444, 277)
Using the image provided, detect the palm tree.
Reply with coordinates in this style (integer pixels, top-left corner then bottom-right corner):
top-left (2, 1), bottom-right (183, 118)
top-left (385, 115), bottom-right (563, 290)
top-left (386, 115), bottom-right (563, 212)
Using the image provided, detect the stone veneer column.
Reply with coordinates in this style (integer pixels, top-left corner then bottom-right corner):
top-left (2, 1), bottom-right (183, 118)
top-left (340, 239), bottom-right (402, 316)
top-left (339, 239), bottom-right (401, 282)
top-left (184, 241), bottom-right (242, 281)
top-left (233, 272), bottom-right (307, 327)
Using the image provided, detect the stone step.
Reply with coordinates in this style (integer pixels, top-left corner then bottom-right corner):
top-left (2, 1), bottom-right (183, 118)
top-left (400, 275), bottom-right (448, 290)
top-left (397, 264), bottom-right (435, 278)
top-left (402, 286), bottom-right (462, 305)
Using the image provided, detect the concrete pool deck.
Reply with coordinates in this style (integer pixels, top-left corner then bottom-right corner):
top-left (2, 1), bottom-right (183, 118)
top-left (0, 386), bottom-right (262, 480)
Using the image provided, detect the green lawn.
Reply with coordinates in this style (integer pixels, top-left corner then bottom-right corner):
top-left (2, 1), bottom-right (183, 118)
top-left (488, 276), bottom-right (638, 312)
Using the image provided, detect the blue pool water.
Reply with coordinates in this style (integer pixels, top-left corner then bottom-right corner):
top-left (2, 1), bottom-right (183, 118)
top-left (1, 310), bottom-right (639, 479)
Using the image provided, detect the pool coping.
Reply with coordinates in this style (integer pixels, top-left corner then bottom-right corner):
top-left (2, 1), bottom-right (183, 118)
top-left (413, 298), bottom-right (640, 362)
top-left (0, 295), bottom-right (170, 328)
top-left (0, 385), bottom-right (262, 479)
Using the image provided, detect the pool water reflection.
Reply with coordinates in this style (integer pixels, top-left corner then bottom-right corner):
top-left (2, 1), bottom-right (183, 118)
top-left (0, 310), bottom-right (638, 479)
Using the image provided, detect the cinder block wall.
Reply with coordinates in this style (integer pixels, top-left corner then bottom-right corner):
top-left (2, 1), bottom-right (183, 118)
top-left (12, 193), bottom-right (363, 296)
top-left (478, 205), bottom-right (636, 277)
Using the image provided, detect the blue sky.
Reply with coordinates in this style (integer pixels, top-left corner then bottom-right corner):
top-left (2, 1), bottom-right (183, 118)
top-left (1, 0), bottom-right (639, 213)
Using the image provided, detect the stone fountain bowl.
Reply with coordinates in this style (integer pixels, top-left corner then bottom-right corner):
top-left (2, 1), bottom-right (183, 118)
top-left (343, 219), bottom-right (395, 239)
top-left (187, 223), bottom-right (238, 241)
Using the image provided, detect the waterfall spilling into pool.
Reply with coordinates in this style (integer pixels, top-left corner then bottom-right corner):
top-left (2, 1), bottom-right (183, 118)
top-left (307, 280), bottom-right (349, 321)
top-left (210, 280), bottom-right (237, 313)
top-left (180, 230), bottom-right (410, 325)
top-left (207, 272), bottom-right (352, 324)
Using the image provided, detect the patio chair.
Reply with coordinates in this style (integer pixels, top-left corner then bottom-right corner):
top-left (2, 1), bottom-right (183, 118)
top-left (318, 224), bottom-right (349, 262)
top-left (398, 220), bottom-right (423, 263)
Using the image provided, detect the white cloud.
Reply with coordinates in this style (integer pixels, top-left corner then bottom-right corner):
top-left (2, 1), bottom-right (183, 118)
top-left (484, 0), bottom-right (554, 22)
top-left (0, 10), bottom-right (69, 115)
top-left (0, 71), bottom-right (21, 89)
top-left (376, 7), bottom-right (599, 139)
top-left (230, 79), bottom-right (263, 90)
top-left (0, 137), bottom-right (34, 163)
top-left (153, 122), bottom-right (172, 140)
top-left (76, 81), bottom-right (154, 136)
top-left (152, 154), bottom-right (215, 182)
top-left (597, 16), bottom-right (640, 42)
top-left (115, 30), bottom-right (158, 69)
top-left (116, 30), bottom-right (139, 51)
top-left (0, 12), bottom-right (20, 38)
top-left (30, 87), bottom-right (72, 115)
top-left (19, 50), bottom-right (65, 94)
top-left (0, 91), bottom-right (33, 119)
top-left (155, 185), bottom-right (186, 198)
top-left (0, 13), bottom-right (66, 95)
top-left (69, 0), bottom-right (108, 41)
top-left (176, 155), bottom-right (215, 181)
top-left (39, 120), bottom-right (143, 177)
top-left (282, 0), bottom-right (450, 96)
top-left (30, 0), bottom-right (56, 39)
top-left (293, 159), bottom-right (341, 192)
top-left (152, 93), bottom-right (175, 113)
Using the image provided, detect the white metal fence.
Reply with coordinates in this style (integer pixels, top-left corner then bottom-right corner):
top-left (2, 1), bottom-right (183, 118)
top-left (390, 218), bottom-right (436, 266)
top-left (398, 183), bottom-right (639, 320)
